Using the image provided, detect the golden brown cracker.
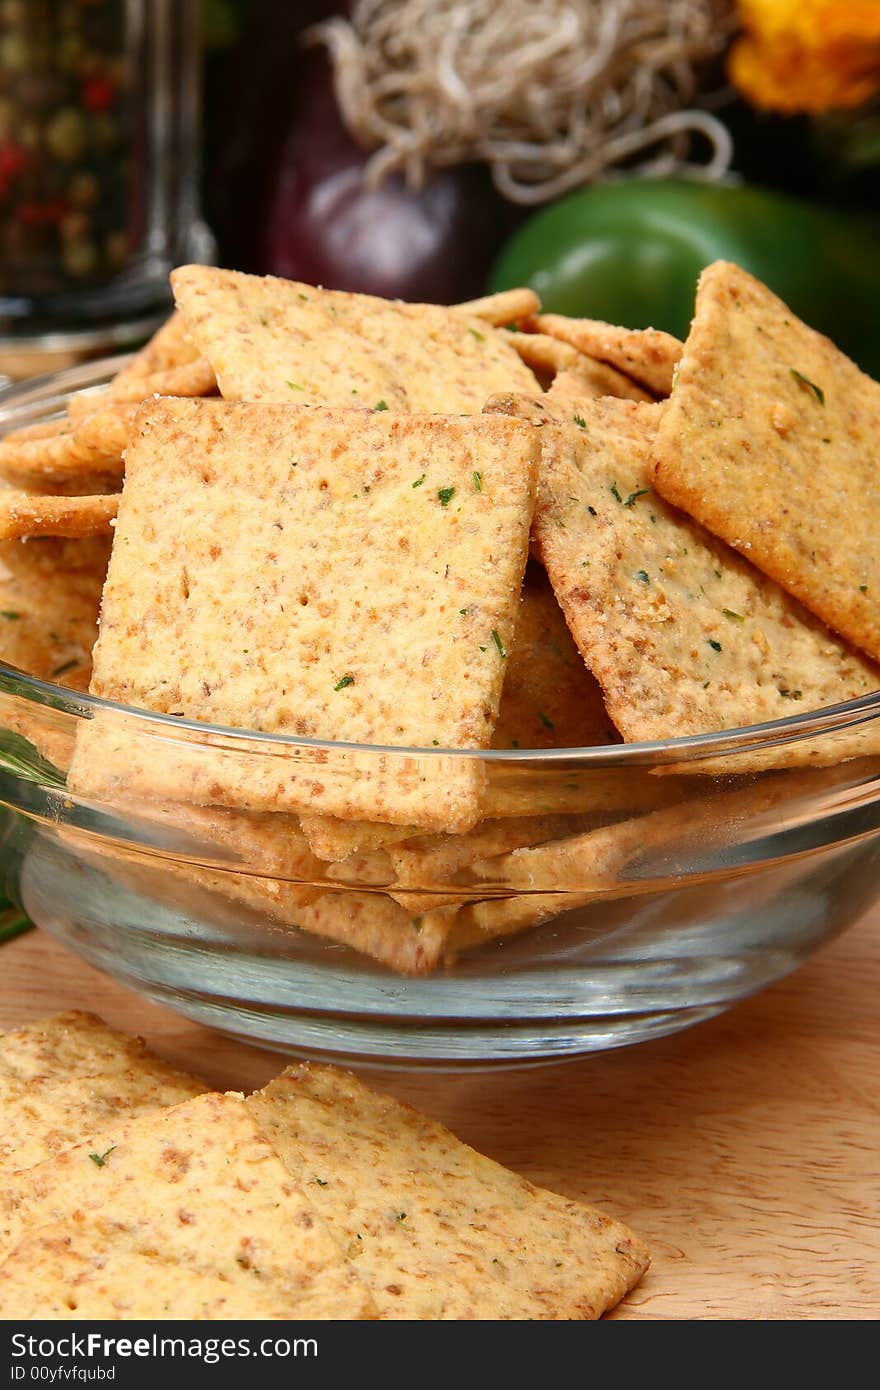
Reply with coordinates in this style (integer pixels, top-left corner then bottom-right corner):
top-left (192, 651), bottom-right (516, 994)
top-left (0, 489), bottom-right (117, 541)
top-left (300, 563), bottom-right (616, 862)
top-left (71, 401), bottom-right (140, 463)
top-left (651, 260), bottom-right (880, 664)
top-left (106, 311), bottom-right (203, 400)
top-left (0, 427), bottom-right (99, 489)
top-left (507, 333), bottom-right (651, 400)
top-left (0, 1067), bottom-right (204, 1177)
top-left (531, 313), bottom-right (682, 396)
top-left (0, 1225), bottom-right (316, 1319)
top-left (505, 331), bottom-right (584, 386)
top-left (171, 265), bottom-right (539, 412)
top-left (0, 1010), bottom-right (177, 1088)
top-left (246, 1063), bottom-right (649, 1319)
top-left (492, 387), bottom-right (880, 743)
top-left (331, 812), bottom-right (603, 918)
top-left (0, 418), bottom-right (72, 446)
top-left (494, 561), bottom-right (617, 750)
top-left (0, 1012), bottom-right (204, 1181)
top-left (82, 399), bottom-right (538, 830)
top-left (299, 815), bottom-right (417, 864)
top-left (453, 287), bottom-right (541, 326)
top-left (0, 1091), bottom-right (376, 1318)
top-left (551, 359), bottom-right (653, 404)
top-left (0, 535), bottom-right (110, 689)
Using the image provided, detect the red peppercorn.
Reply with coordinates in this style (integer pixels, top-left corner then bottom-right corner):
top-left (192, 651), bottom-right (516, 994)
top-left (0, 142), bottom-right (28, 195)
top-left (17, 198), bottom-right (70, 227)
top-left (82, 75), bottom-right (116, 114)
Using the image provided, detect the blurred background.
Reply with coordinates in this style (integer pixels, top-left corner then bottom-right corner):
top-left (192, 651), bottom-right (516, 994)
top-left (1, 0), bottom-right (879, 377)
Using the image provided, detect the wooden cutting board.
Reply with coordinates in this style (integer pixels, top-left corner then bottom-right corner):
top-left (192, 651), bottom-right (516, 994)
top-left (1, 909), bottom-right (877, 1320)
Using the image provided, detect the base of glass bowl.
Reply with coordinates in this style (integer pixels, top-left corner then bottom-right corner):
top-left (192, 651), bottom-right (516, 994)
top-left (12, 819), bottom-right (879, 1066)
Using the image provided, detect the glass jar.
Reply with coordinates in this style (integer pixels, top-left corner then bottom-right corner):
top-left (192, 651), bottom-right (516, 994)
top-left (0, 0), bottom-right (212, 372)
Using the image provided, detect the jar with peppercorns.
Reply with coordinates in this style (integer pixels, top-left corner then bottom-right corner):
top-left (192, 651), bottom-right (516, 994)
top-left (0, 0), bottom-right (211, 375)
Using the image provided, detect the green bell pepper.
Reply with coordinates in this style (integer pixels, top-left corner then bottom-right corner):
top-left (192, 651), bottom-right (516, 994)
top-left (488, 178), bottom-right (880, 379)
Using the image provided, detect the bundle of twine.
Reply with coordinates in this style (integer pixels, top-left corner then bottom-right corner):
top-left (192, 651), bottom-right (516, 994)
top-left (311, 0), bottom-right (736, 204)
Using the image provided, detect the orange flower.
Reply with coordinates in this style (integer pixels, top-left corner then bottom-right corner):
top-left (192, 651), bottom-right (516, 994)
top-left (729, 0), bottom-right (880, 113)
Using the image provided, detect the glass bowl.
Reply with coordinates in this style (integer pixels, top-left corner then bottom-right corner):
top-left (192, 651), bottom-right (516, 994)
top-left (2, 360), bottom-right (880, 1066)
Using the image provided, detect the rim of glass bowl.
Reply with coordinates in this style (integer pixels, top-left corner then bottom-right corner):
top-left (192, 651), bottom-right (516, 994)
top-left (2, 352), bottom-right (880, 771)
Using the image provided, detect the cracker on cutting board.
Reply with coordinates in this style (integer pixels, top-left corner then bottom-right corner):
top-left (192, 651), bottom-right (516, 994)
top-left (0, 1226), bottom-right (318, 1320)
top-left (0, 1012), bottom-right (204, 1178)
top-left (0, 1014), bottom-right (203, 1184)
top-left (650, 259), bottom-right (880, 663)
top-left (490, 385), bottom-right (880, 745)
top-left (79, 398), bottom-right (538, 830)
top-left (0, 1068), bottom-right (205, 1178)
top-left (0, 536), bottom-right (110, 690)
top-left (0, 1091), bottom-right (376, 1319)
top-left (246, 1063), bottom-right (649, 1320)
top-left (530, 313), bottom-right (683, 396)
top-left (0, 1010), bottom-right (183, 1088)
top-left (170, 265), bottom-right (540, 411)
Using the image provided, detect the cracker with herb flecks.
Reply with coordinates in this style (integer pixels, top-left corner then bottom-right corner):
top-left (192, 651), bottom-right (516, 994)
top-left (0, 1011), bottom-right (181, 1088)
top-left (171, 266), bottom-right (539, 412)
top-left (75, 398), bottom-right (538, 831)
top-left (0, 488), bottom-right (118, 541)
top-left (0, 1012), bottom-right (204, 1177)
top-left (296, 561), bottom-right (616, 863)
top-left (246, 1063), bottom-right (649, 1320)
top-left (530, 314), bottom-right (682, 397)
top-left (488, 386), bottom-right (880, 745)
top-left (0, 1226), bottom-right (323, 1320)
top-left (0, 1067), bottom-right (205, 1178)
top-left (0, 536), bottom-right (110, 690)
top-left (651, 260), bottom-right (880, 664)
top-left (0, 1091), bottom-right (376, 1318)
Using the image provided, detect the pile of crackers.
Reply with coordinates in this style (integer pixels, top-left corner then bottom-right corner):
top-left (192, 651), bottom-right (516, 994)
top-left (0, 1011), bottom-right (648, 1319)
top-left (2, 261), bottom-right (879, 974)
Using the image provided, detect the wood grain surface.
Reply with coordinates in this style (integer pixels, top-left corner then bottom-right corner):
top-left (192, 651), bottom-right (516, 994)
top-left (1, 911), bottom-right (877, 1321)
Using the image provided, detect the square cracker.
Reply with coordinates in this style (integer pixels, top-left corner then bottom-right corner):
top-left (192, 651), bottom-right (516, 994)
top-left (0, 1226), bottom-right (324, 1319)
top-left (80, 398), bottom-right (538, 830)
top-left (170, 265), bottom-right (540, 412)
top-left (298, 561), bottom-right (617, 865)
top-left (0, 1012), bottom-right (204, 1178)
top-left (0, 1067), bottom-right (205, 1177)
top-left (490, 385), bottom-right (880, 744)
top-left (246, 1063), bottom-right (649, 1320)
top-left (0, 1091), bottom-right (375, 1318)
top-left (0, 1010), bottom-right (184, 1088)
top-left (650, 260), bottom-right (880, 663)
